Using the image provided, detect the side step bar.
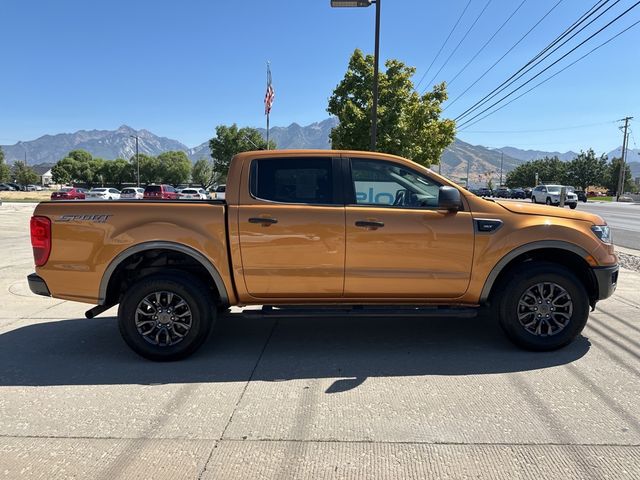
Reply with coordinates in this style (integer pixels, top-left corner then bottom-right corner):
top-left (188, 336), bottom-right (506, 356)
top-left (239, 305), bottom-right (478, 319)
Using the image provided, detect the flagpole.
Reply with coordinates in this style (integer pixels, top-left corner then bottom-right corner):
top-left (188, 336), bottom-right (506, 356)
top-left (266, 62), bottom-right (270, 150)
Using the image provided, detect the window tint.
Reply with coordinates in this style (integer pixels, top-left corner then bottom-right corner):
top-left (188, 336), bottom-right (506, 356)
top-left (351, 159), bottom-right (441, 208)
top-left (145, 186), bottom-right (161, 193)
top-left (216, 185), bottom-right (226, 192)
top-left (251, 157), bottom-right (335, 204)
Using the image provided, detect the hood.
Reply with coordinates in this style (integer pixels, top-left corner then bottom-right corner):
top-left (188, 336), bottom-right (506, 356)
top-left (495, 200), bottom-right (605, 224)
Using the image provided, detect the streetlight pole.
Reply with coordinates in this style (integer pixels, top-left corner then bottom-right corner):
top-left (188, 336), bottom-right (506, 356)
top-left (331, 0), bottom-right (380, 151)
top-left (499, 151), bottom-right (503, 186)
top-left (130, 135), bottom-right (140, 187)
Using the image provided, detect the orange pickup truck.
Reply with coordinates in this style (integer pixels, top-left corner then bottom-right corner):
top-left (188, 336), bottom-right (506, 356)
top-left (28, 150), bottom-right (618, 360)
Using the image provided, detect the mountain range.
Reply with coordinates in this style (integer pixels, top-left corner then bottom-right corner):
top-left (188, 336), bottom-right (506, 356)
top-left (2, 119), bottom-right (638, 183)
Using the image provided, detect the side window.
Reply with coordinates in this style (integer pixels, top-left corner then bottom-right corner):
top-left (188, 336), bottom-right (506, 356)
top-left (351, 159), bottom-right (442, 208)
top-left (251, 157), bottom-right (335, 204)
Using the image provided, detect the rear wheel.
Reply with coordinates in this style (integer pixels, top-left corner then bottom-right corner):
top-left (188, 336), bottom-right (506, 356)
top-left (532, 195), bottom-right (537, 204)
top-left (569, 203), bottom-right (577, 209)
top-left (118, 271), bottom-right (216, 361)
top-left (496, 262), bottom-right (589, 351)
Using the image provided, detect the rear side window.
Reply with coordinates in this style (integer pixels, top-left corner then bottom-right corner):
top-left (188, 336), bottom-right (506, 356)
top-left (250, 157), bottom-right (335, 204)
top-left (145, 186), bottom-right (161, 193)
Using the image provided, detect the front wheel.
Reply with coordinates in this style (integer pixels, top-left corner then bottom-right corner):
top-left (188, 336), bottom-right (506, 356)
top-left (569, 203), bottom-right (577, 209)
top-left (546, 197), bottom-right (552, 205)
top-left (118, 271), bottom-right (216, 361)
top-left (496, 262), bottom-right (589, 351)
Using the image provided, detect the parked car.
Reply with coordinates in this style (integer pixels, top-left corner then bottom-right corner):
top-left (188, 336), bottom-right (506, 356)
top-left (28, 149), bottom-right (619, 361)
top-left (120, 187), bottom-right (145, 199)
top-left (179, 188), bottom-right (208, 200)
top-left (476, 187), bottom-right (493, 197)
top-left (523, 187), bottom-right (532, 198)
top-left (26, 184), bottom-right (43, 191)
top-left (7, 183), bottom-right (21, 191)
top-left (50, 187), bottom-right (87, 200)
top-left (143, 184), bottom-right (179, 200)
top-left (510, 188), bottom-right (526, 199)
top-left (572, 189), bottom-right (587, 202)
top-left (0, 183), bottom-right (17, 191)
top-left (212, 184), bottom-right (226, 200)
top-left (495, 187), bottom-right (511, 198)
top-left (86, 188), bottom-right (121, 200)
top-left (531, 185), bottom-right (578, 209)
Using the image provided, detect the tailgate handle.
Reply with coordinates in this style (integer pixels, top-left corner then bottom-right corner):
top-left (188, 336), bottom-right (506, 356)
top-left (249, 217), bottom-right (278, 225)
top-left (355, 220), bottom-right (384, 229)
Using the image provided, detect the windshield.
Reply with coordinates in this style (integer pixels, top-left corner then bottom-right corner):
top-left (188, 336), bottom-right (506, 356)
top-left (547, 186), bottom-right (561, 193)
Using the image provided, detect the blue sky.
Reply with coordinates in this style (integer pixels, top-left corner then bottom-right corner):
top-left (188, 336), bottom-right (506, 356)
top-left (1, 0), bottom-right (639, 153)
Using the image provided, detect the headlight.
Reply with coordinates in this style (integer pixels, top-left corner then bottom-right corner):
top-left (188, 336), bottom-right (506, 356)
top-left (591, 225), bottom-right (612, 244)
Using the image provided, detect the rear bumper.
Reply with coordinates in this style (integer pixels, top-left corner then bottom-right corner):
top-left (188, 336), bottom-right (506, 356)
top-left (27, 273), bottom-right (51, 297)
top-left (592, 265), bottom-right (619, 301)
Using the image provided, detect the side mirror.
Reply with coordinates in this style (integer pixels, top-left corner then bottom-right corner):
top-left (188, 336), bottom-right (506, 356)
top-left (438, 186), bottom-right (461, 211)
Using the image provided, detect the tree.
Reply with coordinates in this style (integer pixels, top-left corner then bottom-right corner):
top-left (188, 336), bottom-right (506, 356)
top-left (565, 149), bottom-right (607, 191)
top-left (52, 150), bottom-right (103, 187)
top-left (605, 157), bottom-right (633, 194)
top-left (209, 124), bottom-right (274, 181)
top-left (192, 158), bottom-right (219, 189)
top-left (12, 160), bottom-right (38, 186)
top-left (157, 151), bottom-right (192, 185)
top-left (100, 158), bottom-right (134, 187)
top-left (136, 154), bottom-right (161, 184)
top-left (327, 49), bottom-right (455, 167)
top-left (0, 146), bottom-right (10, 183)
top-left (505, 156), bottom-right (567, 188)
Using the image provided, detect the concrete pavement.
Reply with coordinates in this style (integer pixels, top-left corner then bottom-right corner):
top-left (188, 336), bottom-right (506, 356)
top-left (1, 202), bottom-right (639, 479)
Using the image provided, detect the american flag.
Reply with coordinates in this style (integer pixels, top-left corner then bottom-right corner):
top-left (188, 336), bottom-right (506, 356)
top-left (264, 64), bottom-right (275, 115)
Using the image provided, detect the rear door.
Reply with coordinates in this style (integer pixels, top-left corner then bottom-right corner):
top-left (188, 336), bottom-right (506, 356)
top-left (237, 156), bottom-right (345, 298)
top-left (344, 157), bottom-right (474, 298)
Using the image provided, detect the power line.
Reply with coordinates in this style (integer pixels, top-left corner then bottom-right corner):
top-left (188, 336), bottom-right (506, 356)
top-left (454, 0), bottom-right (617, 121)
top-left (447, 0), bottom-right (528, 87)
top-left (422, 0), bottom-right (493, 93)
top-left (462, 120), bottom-right (618, 134)
top-left (444, 0), bottom-right (566, 112)
top-left (457, 17), bottom-right (640, 130)
top-left (414, 0), bottom-right (473, 91)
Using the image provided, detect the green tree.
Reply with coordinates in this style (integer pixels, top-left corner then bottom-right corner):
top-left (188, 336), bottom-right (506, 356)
top-left (505, 156), bottom-right (568, 188)
top-left (565, 149), bottom-right (607, 191)
top-left (209, 124), bottom-right (274, 181)
top-left (192, 158), bottom-right (219, 188)
top-left (12, 160), bottom-right (38, 186)
top-left (52, 150), bottom-right (104, 187)
top-left (157, 151), bottom-right (192, 185)
top-left (136, 154), bottom-right (161, 184)
top-left (327, 49), bottom-right (455, 167)
top-left (0, 146), bottom-right (10, 182)
top-left (605, 157), bottom-right (634, 194)
top-left (100, 158), bottom-right (134, 187)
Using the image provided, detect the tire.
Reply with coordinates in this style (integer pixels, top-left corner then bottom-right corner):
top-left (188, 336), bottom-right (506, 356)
top-left (496, 262), bottom-right (589, 351)
top-left (118, 271), bottom-right (216, 361)
top-left (546, 197), bottom-right (552, 205)
top-left (569, 203), bottom-right (577, 209)
top-left (532, 195), bottom-right (537, 204)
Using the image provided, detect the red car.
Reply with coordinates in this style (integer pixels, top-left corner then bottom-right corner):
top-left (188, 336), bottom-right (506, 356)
top-left (50, 187), bottom-right (87, 200)
top-left (143, 184), bottom-right (179, 200)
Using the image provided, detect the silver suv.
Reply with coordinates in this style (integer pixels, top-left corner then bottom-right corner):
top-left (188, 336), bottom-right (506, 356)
top-left (531, 185), bottom-right (578, 209)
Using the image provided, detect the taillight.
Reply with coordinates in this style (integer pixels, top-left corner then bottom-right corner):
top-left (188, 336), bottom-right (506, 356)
top-left (30, 216), bottom-right (51, 266)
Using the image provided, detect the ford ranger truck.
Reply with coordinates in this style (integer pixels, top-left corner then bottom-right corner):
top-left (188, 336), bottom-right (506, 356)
top-left (27, 150), bottom-right (619, 361)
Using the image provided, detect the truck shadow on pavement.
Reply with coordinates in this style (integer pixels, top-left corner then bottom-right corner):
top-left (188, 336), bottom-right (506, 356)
top-left (0, 312), bottom-right (590, 389)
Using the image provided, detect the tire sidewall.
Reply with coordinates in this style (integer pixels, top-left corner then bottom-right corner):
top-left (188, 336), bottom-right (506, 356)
top-left (498, 264), bottom-right (589, 351)
top-left (118, 272), bottom-right (215, 361)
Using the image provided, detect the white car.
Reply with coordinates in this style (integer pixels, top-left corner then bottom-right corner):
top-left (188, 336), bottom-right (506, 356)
top-left (120, 187), bottom-right (145, 199)
top-left (212, 184), bottom-right (226, 200)
top-left (86, 187), bottom-right (121, 200)
top-left (179, 188), bottom-right (209, 200)
top-left (531, 185), bottom-right (578, 209)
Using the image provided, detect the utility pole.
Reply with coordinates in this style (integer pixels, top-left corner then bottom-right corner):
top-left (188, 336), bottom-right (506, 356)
top-left (616, 116), bottom-right (632, 201)
top-left (466, 156), bottom-right (471, 188)
top-left (499, 151), bottom-right (503, 186)
top-left (371, 0), bottom-right (381, 151)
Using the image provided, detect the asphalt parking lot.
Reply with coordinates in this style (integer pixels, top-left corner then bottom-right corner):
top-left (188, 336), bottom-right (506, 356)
top-left (1, 202), bottom-right (639, 479)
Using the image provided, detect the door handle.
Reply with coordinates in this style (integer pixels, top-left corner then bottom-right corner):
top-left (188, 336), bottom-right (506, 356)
top-left (355, 220), bottom-right (384, 229)
top-left (248, 217), bottom-right (278, 225)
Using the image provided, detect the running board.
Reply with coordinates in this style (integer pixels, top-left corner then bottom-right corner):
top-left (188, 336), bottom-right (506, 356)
top-left (240, 305), bottom-right (478, 319)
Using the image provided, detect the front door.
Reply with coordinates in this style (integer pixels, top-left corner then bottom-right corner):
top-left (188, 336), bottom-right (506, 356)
top-left (344, 158), bottom-right (474, 299)
top-left (238, 156), bottom-right (345, 298)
